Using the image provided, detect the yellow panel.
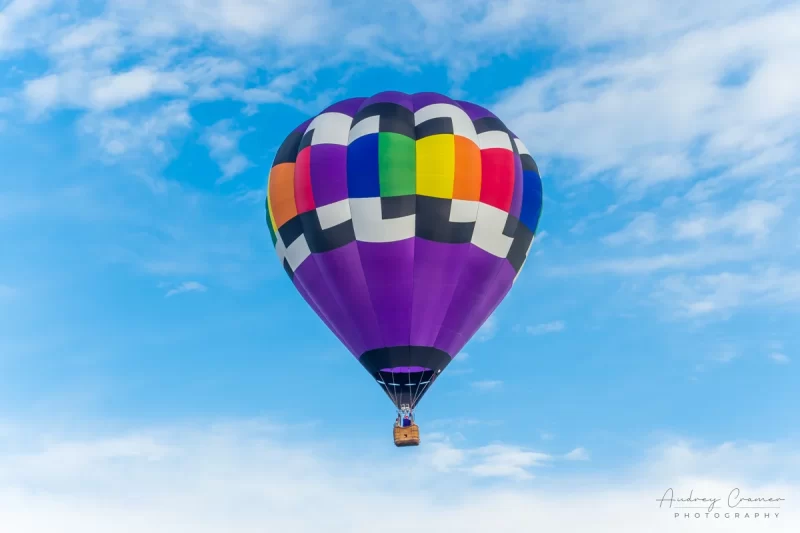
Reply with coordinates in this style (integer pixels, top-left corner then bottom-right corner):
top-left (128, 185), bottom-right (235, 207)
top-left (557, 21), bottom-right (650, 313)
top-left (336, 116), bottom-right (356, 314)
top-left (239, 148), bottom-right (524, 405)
top-left (415, 134), bottom-right (454, 199)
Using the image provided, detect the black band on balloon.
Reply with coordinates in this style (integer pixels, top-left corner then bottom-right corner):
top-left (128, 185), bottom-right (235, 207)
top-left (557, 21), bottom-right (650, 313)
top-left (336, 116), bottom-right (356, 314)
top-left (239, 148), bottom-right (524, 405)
top-left (507, 221), bottom-right (534, 273)
top-left (415, 196), bottom-right (474, 244)
top-left (520, 153), bottom-right (539, 173)
top-left (359, 346), bottom-right (451, 374)
top-left (360, 346), bottom-right (452, 408)
top-left (473, 116), bottom-right (511, 135)
top-left (352, 103), bottom-right (416, 139)
top-left (272, 129), bottom-right (304, 166)
top-left (415, 117), bottom-right (454, 139)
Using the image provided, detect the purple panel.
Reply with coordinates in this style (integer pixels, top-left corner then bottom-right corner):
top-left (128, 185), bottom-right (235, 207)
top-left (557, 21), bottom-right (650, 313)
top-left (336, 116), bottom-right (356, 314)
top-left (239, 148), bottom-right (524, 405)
top-left (360, 91), bottom-right (413, 111)
top-left (510, 149), bottom-right (523, 218)
top-left (434, 245), bottom-right (506, 355)
top-left (450, 260), bottom-right (516, 357)
top-left (381, 366), bottom-right (430, 373)
top-left (410, 239), bottom-right (471, 348)
top-left (411, 92), bottom-right (453, 111)
top-left (456, 100), bottom-right (496, 121)
top-left (313, 242), bottom-right (384, 354)
top-left (311, 144), bottom-right (348, 206)
top-left (323, 97), bottom-right (366, 117)
top-left (293, 257), bottom-right (361, 356)
top-left (356, 239), bottom-right (415, 348)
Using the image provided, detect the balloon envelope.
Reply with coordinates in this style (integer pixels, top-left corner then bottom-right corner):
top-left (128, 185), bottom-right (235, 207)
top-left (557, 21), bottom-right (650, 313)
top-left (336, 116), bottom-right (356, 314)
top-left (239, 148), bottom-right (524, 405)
top-left (265, 91), bottom-right (543, 409)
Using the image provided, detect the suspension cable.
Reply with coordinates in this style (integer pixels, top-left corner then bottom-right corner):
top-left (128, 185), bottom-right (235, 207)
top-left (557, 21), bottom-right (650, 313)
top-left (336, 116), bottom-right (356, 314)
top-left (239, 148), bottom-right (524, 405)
top-left (378, 370), bottom-right (399, 409)
top-left (409, 368), bottom-right (428, 410)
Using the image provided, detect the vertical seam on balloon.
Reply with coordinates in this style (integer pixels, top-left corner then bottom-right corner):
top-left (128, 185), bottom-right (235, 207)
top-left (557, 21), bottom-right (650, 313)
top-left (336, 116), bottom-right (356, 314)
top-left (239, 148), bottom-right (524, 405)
top-left (458, 128), bottom-right (522, 351)
top-left (428, 99), bottom-right (486, 359)
top-left (408, 94), bottom-right (420, 408)
top-left (291, 118), bottom-right (362, 357)
top-left (266, 128), bottom-right (337, 339)
top-left (345, 97), bottom-right (390, 363)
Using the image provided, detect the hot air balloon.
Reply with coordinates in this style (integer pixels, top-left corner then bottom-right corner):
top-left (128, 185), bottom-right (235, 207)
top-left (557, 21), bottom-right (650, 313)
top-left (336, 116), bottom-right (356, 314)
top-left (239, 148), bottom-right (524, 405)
top-left (265, 91), bottom-right (543, 446)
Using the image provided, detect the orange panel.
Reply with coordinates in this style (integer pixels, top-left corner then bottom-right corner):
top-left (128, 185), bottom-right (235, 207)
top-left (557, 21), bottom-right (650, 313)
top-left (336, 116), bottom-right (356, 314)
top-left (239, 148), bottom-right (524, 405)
top-left (452, 136), bottom-right (481, 201)
top-left (268, 163), bottom-right (297, 228)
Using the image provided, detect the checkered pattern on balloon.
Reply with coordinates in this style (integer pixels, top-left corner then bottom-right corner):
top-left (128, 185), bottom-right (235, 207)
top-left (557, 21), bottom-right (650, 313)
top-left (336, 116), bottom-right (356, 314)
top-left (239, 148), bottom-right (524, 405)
top-left (266, 91), bottom-right (543, 410)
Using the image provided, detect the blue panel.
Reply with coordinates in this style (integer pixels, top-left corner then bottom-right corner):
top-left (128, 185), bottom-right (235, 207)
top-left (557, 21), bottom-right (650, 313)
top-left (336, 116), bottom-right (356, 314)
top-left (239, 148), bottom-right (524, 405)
top-left (347, 134), bottom-right (381, 198)
top-left (519, 170), bottom-right (543, 231)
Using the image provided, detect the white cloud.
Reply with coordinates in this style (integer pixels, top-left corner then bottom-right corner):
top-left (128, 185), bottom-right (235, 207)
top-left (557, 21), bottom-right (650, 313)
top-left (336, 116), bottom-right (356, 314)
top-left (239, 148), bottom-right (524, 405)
top-left (549, 246), bottom-right (755, 277)
top-left (712, 346), bottom-right (739, 364)
top-left (769, 353), bottom-right (790, 365)
top-left (78, 101), bottom-right (192, 158)
top-left (525, 320), bottom-right (566, 335)
top-left (90, 68), bottom-right (186, 111)
top-left (494, 3), bottom-right (800, 191)
top-left (565, 447), bottom-right (590, 461)
top-left (603, 213), bottom-right (659, 246)
top-left (471, 380), bottom-right (503, 391)
top-left (466, 444), bottom-right (552, 480)
top-left (202, 119), bottom-right (253, 184)
top-left (165, 281), bottom-right (207, 297)
top-left (476, 314), bottom-right (498, 342)
top-left (0, 0), bottom-right (53, 53)
top-left (655, 267), bottom-right (800, 318)
top-left (0, 419), bottom-right (797, 532)
top-left (49, 19), bottom-right (120, 54)
top-left (23, 67), bottom-right (187, 114)
top-left (455, 352), bottom-right (469, 362)
top-left (673, 200), bottom-right (783, 241)
top-left (22, 74), bottom-right (61, 114)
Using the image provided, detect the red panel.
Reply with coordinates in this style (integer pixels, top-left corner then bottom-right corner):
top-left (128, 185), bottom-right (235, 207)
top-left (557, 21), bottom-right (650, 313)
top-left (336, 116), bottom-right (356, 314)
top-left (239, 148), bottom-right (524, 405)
top-left (479, 148), bottom-right (514, 212)
top-left (294, 147), bottom-right (315, 213)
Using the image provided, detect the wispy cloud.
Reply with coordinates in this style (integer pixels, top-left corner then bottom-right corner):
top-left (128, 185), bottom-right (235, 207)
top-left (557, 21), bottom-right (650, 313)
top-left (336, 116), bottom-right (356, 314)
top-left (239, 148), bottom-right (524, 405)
top-left (0, 418), bottom-right (797, 532)
top-left (471, 380), bottom-right (503, 392)
top-left (24, 67), bottom-right (187, 115)
top-left (602, 213), bottom-right (658, 246)
top-left (476, 314), bottom-right (498, 342)
top-left (547, 244), bottom-right (759, 277)
top-left (769, 352), bottom-right (790, 365)
top-left (164, 281), bottom-right (207, 298)
top-left (673, 200), bottom-right (784, 242)
top-left (201, 119), bottom-right (253, 184)
top-left (465, 444), bottom-right (552, 480)
top-left (655, 267), bottom-right (800, 319)
top-left (524, 321), bottom-right (566, 336)
top-left (78, 100), bottom-right (191, 159)
top-left (495, 4), bottom-right (800, 193)
top-left (712, 346), bottom-right (740, 364)
top-left (564, 447), bottom-right (590, 461)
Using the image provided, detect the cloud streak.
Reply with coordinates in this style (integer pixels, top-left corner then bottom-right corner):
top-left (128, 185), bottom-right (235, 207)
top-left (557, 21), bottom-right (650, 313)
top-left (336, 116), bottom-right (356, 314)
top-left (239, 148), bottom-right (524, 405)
top-left (524, 321), bottom-right (566, 336)
top-left (165, 281), bottom-right (207, 297)
top-left (0, 418), bottom-right (797, 532)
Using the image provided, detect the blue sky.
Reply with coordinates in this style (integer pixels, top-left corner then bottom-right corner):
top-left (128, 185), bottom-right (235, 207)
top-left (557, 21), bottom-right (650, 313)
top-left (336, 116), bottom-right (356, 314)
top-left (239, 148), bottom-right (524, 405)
top-left (1, 0), bottom-right (799, 531)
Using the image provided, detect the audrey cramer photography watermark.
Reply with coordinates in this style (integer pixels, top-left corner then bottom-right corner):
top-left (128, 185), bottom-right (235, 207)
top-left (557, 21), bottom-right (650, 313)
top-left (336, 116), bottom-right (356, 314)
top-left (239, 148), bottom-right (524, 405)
top-left (657, 488), bottom-right (784, 520)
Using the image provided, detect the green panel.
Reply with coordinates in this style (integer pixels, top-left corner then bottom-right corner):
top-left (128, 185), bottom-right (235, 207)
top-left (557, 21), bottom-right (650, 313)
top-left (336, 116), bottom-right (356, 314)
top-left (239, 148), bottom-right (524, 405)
top-left (379, 132), bottom-right (416, 197)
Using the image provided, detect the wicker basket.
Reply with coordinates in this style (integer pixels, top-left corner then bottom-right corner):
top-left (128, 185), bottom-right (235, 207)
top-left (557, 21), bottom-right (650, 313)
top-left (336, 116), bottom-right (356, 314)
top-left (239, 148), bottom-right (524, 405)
top-left (394, 424), bottom-right (420, 447)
